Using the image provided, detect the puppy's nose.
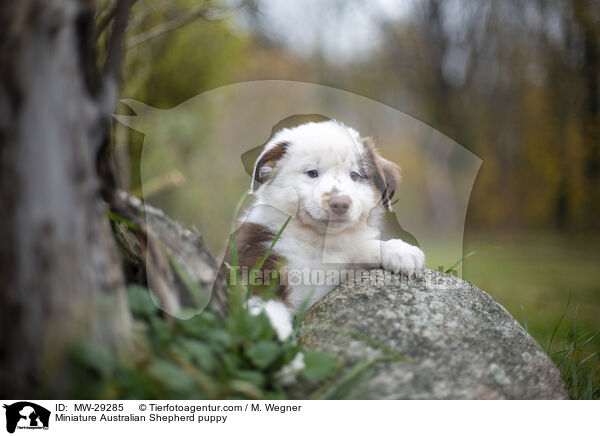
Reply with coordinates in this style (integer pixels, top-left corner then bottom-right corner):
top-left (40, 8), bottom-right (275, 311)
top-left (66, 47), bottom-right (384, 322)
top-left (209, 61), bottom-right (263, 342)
top-left (328, 196), bottom-right (351, 215)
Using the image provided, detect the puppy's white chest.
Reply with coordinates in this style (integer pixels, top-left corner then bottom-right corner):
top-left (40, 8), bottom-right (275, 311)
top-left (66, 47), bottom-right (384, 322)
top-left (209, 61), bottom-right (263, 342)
top-left (276, 231), bottom-right (355, 309)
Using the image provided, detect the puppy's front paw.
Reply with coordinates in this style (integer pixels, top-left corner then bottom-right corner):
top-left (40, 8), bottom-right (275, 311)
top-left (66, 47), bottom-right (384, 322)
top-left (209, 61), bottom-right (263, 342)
top-left (380, 239), bottom-right (425, 278)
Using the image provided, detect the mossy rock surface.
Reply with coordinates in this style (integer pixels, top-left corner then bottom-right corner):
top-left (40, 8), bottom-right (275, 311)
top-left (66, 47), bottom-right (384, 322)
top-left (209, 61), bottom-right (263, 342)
top-left (299, 269), bottom-right (568, 399)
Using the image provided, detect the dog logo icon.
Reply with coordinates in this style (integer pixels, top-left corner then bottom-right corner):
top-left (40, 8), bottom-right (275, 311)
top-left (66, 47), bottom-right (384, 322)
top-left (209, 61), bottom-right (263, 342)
top-left (3, 402), bottom-right (50, 434)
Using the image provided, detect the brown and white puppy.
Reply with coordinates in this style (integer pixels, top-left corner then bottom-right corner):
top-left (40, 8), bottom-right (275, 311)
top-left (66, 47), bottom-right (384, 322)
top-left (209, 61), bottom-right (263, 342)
top-left (225, 120), bottom-right (425, 310)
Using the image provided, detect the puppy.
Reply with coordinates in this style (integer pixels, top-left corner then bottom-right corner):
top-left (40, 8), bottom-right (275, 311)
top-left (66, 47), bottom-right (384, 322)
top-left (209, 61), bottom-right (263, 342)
top-left (224, 120), bottom-right (425, 311)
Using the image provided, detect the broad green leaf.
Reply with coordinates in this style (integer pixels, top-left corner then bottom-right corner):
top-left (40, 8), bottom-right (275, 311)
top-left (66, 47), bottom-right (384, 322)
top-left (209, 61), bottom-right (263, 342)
top-left (70, 343), bottom-right (115, 379)
top-left (245, 311), bottom-right (274, 341)
top-left (127, 285), bottom-right (157, 317)
top-left (245, 340), bottom-right (282, 369)
top-left (146, 360), bottom-right (196, 392)
top-left (178, 339), bottom-right (216, 373)
top-left (149, 316), bottom-right (171, 343)
top-left (233, 370), bottom-right (266, 387)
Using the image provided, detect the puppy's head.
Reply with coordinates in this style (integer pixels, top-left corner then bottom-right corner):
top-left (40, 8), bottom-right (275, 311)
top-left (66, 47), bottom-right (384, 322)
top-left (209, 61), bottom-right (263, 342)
top-left (250, 120), bottom-right (400, 233)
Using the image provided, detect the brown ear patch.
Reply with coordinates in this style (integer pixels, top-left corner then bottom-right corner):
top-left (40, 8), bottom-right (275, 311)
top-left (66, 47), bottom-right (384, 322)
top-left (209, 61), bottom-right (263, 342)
top-left (221, 222), bottom-right (289, 303)
top-left (253, 141), bottom-right (289, 185)
top-left (361, 137), bottom-right (401, 210)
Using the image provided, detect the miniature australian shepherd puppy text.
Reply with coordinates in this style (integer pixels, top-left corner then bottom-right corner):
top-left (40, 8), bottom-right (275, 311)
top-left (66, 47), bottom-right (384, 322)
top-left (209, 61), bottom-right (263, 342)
top-left (224, 120), bottom-right (425, 312)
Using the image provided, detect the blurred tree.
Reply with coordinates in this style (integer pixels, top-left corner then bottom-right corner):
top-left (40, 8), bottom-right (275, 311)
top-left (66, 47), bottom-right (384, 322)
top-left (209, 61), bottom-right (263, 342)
top-left (122, 0), bottom-right (248, 108)
top-left (362, 0), bottom-right (600, 231)
top-left (0, 0), bottom-right (133, 397)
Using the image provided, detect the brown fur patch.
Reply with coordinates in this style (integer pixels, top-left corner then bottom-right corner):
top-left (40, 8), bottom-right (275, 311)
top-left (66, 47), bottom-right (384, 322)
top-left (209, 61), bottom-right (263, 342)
top-left (253, 141), bottom-right (289, 185)
top-left (360, 137), bottom-right (401, 210)
top-left (222, 222), bottom-right (289, 302)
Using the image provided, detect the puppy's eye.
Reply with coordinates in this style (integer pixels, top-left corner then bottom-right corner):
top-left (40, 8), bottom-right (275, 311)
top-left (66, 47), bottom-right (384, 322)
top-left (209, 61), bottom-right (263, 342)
top-left (350, 171), bottom-right (364, 181)
top-left (306, 169), bottom-right (319, 178)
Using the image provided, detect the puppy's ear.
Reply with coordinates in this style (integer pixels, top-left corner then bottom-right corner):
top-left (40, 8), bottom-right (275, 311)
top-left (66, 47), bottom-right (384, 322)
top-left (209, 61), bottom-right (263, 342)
top-left (361, 137), bottom-right (401, 211)
top-left (377, 156), bottom-right (401, 211)
top-left (250, 141), bottom-right (289, 193)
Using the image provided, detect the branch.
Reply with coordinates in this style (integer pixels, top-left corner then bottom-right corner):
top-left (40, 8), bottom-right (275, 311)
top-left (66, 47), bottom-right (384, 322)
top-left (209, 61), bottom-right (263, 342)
top-left (126, 7), bottom-right (229, 50)
top-left (96, 0), bottom-right (133, 204)
top-left (96, 1), bottom-right (118, 37)
top-left (103, 0), bottom-right (133, 83)
top-left (97, 0), bottom-right (138, 38)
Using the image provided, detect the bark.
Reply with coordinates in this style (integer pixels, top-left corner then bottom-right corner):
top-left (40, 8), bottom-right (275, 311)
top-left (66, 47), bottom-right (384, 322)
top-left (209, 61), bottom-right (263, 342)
top-left (0, 0), bottom-right (132, 397)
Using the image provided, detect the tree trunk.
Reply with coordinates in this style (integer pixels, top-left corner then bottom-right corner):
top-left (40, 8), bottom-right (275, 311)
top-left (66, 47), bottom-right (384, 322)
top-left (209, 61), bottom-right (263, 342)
top-left (0, 0), bottom-right (132, 397)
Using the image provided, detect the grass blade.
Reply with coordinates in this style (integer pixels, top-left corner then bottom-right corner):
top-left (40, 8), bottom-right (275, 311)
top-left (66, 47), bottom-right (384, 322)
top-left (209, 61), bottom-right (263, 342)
top-left (254, 215), bottom-right (292, 272)
top-left (547, 291), bottom-right (571, 354)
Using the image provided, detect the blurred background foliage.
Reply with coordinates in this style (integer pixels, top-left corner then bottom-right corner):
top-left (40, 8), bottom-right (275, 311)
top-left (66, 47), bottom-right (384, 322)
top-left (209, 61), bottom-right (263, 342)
top-left (102, 0), bottom-right (599, 393)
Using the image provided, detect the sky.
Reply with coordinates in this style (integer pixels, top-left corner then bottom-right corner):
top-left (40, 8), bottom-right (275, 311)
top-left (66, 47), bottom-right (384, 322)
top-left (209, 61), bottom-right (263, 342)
top-left (231, 0), bottom-right (415, 61)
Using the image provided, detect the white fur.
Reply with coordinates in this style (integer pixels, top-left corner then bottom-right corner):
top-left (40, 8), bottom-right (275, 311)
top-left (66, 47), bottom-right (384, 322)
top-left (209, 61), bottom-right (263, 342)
top-left (274, 352), bottom-right (305, 386)
top-left (248, 296), bottom-right (293, 341)
top-left (246, 120), bottom-right (425, 310)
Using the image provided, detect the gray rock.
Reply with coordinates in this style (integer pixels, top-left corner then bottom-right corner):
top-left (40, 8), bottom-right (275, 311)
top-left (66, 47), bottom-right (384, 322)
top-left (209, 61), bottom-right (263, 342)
top-left (299, 269), bottom-right (568, 399)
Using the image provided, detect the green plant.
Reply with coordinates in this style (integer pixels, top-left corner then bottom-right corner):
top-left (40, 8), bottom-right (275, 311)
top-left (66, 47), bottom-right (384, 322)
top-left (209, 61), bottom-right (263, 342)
top-left (544, 297), bottom-right (600, 400)
top-left (457, 247), bottom-right (599, 399)
top-left (70, 196), bottom-right (339, 399)
top-left (551, 331), bottom-right (600, 400)
top-left (68, 284), bottom-right (337, 399)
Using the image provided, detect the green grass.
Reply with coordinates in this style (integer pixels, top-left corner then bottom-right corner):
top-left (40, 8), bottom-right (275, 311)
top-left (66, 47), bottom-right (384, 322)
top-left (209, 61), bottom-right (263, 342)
top-left (463, 232), bottom-right (600, 399)
top-left (549, 316), bottom-right (599, 399)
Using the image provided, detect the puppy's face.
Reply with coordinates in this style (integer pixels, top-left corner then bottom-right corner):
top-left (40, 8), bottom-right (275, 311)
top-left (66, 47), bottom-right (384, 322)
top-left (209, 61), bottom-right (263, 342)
top-left (252, 121), bottom-right (400, 234)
